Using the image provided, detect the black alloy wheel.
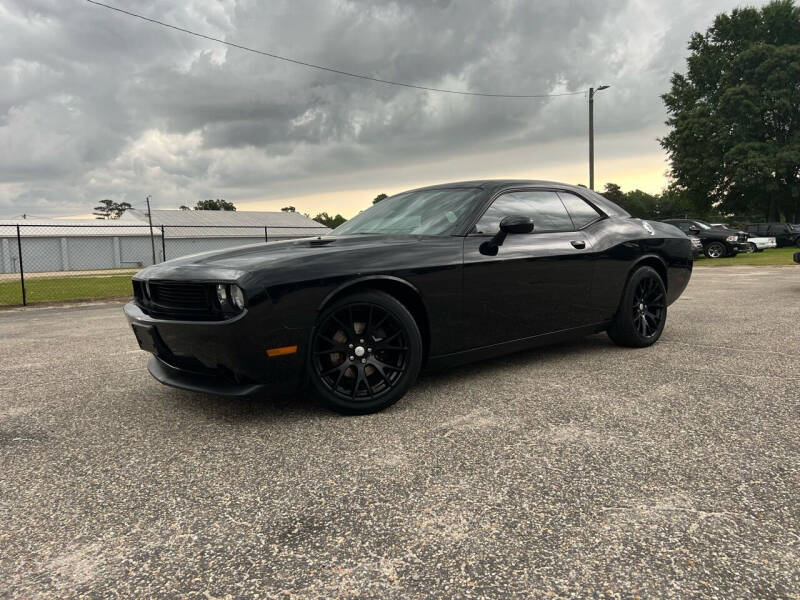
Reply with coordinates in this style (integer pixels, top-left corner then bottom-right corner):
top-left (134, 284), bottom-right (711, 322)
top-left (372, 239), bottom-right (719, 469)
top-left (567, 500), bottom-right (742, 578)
top-left (704, 241), bottom-right (726, 259)
top-left (309, 290), bottom-right (422, 414)
top-left (607, 266), bottom-right (667, 348)
top-left (746, 242), bottom-right (758, 254)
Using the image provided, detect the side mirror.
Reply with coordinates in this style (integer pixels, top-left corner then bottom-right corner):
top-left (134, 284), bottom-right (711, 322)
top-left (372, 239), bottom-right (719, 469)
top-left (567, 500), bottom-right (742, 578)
top-left (480, 216), bottom-right (534, 256)
top-left (500, 215), bottom-right (535, 235)
top-left (688, 227), bottom-right (701, 235)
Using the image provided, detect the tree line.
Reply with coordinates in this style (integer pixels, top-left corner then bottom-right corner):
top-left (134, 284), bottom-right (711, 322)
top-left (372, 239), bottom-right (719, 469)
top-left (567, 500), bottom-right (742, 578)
top-left (661, 0), bottom-right (800, 223)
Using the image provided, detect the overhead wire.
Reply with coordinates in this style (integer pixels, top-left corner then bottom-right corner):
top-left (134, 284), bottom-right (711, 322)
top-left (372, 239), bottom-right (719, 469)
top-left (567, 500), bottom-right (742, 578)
top-left (84, 0), bottom-right (587, 99)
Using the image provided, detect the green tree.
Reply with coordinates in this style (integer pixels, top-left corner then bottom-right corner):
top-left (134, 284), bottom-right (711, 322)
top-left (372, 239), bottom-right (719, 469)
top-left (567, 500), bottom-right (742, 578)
top-left (281, 206), bottom-right (296, 212)
top-left (313, 212), bottom-right (347, 228)
top-left (195, 199), bottom-right (236, 211)
top-left (601, 183), bottom-right (624, 205)
top-left (661, 0), bottom-right (800, 222)
top-left (602, 184), bottom-right (659, 219)
top-left (93, 199), bottom-right (131, 219)
top-left (179, 205), bottom-right (190, 211)
top-left (373, 193), bottom-right (388, 204)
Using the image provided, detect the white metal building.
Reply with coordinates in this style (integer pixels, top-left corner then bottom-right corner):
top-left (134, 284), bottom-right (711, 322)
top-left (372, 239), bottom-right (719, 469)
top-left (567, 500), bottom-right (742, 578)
top-left (0, 210), bottom-right (329, 274)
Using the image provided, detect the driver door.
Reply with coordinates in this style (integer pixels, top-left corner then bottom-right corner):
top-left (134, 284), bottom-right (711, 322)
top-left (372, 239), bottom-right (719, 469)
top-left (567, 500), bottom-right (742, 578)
top-left (461, 189), bottom-right (597, 349)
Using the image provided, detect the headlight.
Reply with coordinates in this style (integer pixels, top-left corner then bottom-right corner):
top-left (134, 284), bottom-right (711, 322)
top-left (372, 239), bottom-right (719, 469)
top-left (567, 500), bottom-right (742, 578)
top-left (229, 285), bottom-right (245, 310)
top-left (725, 235), bottom-right (738, 242)
top-left (216, 283), bottom-right (245, 311)
top-left (216, 283), bottom-right (227, 306)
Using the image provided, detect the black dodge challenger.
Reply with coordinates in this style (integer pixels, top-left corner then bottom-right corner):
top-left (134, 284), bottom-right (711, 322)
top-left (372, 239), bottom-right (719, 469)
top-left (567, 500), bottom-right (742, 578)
top-left (125, 180), bottom-right (692, 414)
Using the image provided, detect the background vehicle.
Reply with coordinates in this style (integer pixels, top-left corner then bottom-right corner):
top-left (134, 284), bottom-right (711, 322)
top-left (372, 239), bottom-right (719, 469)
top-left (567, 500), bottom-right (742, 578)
top-left (745, 223), bottom-right (800, 248)
top-left (126, 180), bottom-right (693, 414)
top-left (744, 236), bottom-right (777, 253)
top-left (689, 235), bottom-right (704, 257)
top-left (662, 218), bottom-right (749, 258)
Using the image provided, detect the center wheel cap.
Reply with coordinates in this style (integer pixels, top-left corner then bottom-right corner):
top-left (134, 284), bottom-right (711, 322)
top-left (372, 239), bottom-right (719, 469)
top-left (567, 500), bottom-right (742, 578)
top-left (354, 346), bottom-right (366, 358)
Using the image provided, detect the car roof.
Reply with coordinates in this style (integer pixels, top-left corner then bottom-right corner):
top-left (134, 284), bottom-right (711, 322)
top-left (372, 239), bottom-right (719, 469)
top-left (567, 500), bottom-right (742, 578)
top-left (400, 179), bottom-right (630, 218)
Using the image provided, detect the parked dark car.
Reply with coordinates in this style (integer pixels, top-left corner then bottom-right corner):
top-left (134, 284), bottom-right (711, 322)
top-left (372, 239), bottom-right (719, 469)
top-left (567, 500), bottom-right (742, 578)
top-left (126, 180), bottom-right (693, 414)
top-left (745, 223), bottom-right (800, 248)
top-left (688, 235), bottom-right (704, 258)
top-left (662, 219), bottom-right (750, 258)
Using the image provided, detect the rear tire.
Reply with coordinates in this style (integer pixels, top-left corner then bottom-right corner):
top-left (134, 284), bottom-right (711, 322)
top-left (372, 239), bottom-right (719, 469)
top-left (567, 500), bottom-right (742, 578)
top-left (308, 290), bottom-right (423, 415)
top-left (607, 266), bottom-right (667, 348)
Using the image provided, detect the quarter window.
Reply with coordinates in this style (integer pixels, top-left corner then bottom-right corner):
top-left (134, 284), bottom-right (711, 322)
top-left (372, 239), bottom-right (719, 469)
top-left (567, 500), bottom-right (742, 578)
top-left (558, 192), bottom-right (603, 229)
top-left (473, 191), bottom-right (573, 234)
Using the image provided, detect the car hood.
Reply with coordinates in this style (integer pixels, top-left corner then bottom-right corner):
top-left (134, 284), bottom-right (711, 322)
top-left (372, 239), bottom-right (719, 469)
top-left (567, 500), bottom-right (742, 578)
top-left (705, 227), bottom-right (746, 237)
top-left (134, 234), bottom-right (429, 281)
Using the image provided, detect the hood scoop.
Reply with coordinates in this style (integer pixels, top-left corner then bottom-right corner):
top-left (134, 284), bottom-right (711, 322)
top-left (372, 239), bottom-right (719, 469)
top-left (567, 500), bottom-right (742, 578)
top-left (308, 237), bottom-right (335, 247)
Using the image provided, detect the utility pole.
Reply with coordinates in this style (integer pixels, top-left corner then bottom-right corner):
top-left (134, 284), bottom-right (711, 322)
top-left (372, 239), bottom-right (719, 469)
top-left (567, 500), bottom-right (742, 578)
top-left (589, 85), bottom-right (610, 190)
top-left (146, 195), bottom-right (156, 264)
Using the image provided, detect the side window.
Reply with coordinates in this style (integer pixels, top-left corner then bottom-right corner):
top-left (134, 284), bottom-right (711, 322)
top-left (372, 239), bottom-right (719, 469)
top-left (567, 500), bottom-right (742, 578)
top-left (557, 192), bottom-right (603, 229)
top-left (473, 191), bottom-right (573, 234)
top-left (673, 222), bottom-right (691, 233)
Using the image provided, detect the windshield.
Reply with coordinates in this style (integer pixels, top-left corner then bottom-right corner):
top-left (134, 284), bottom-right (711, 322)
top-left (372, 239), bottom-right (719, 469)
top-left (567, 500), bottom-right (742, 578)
top-left (693, 220), bottom-right (712, 229)
top-left (331, 188), bottom-right (484, 236)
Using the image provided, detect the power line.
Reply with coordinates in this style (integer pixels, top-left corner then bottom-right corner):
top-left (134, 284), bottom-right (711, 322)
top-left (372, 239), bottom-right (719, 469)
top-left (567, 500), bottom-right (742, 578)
top-left (84, 0), bottom-right (587, 99)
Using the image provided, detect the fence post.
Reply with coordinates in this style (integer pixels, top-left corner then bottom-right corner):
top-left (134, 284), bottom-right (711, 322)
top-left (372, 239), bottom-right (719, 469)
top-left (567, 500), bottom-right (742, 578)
top-left (161, 225), bottom-right (166, 262)
top-left (264, 226), bottom-right (268, 243)
top-left (16, 225), bottom-right (26, 306)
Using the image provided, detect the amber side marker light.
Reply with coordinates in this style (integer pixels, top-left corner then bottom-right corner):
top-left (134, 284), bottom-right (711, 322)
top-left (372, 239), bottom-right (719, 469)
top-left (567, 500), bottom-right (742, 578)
top-left (266, 345), bottom-right (298, 357)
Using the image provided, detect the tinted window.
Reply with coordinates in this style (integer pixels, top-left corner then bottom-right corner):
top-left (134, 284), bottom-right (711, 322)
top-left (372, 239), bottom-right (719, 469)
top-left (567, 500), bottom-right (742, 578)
top-left (332, 188), bottom-right (484, 236)
top-left (670, 221), bottom-right (692, 233)
top-left (558, 192), bottom-right (602, 229)
top-left (473, 191), bottom-right (573, 234)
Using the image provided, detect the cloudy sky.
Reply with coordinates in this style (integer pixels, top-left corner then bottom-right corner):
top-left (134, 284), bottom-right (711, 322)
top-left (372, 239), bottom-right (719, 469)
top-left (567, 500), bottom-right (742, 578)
top-left (0, 0), bottom-right (769, 219)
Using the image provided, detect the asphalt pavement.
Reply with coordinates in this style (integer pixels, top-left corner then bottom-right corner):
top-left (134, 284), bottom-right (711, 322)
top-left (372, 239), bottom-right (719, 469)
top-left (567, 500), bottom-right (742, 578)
top-left (1, 266), bottom-right (799, 599)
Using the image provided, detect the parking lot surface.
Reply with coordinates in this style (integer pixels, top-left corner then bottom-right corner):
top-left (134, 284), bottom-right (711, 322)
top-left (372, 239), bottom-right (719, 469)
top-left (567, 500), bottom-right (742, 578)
top-left (1, 266), bottom-right (799, 599)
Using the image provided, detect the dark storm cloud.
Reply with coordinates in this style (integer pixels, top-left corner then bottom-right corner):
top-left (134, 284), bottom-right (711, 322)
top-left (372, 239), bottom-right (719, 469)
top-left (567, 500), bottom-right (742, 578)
top-left (0, 0), bottom-right (771, 216)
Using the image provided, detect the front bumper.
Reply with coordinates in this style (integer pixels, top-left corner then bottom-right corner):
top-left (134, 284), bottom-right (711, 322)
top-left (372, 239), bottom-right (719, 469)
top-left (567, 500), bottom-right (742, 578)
top-left (124, 301), bottom-right (305, 397)
top-left (147, 356), bottom-right (269, 397)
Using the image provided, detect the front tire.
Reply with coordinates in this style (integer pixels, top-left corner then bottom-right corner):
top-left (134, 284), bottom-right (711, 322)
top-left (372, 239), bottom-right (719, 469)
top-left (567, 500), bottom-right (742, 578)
top-left (309, 291), bottom-right (423, 415)
top-left (704, 241), bottom-right (726, 258)
top-left (607, 266), bottom-right (667, 348)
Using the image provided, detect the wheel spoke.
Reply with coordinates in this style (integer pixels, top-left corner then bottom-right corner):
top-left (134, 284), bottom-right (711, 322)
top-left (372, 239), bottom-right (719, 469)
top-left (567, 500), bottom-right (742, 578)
top-left (314, 345), bottom-right (347, 355)
top-left (332, 367), bottom-right (346, 391)
top-left (361, 367), bottom-right (374, 399)
top-left (373, 330), bottom-right (402, 349)
top-left (371, 356), bottom-right (402, 372)
top-left (331, 314), bottom-right (355, 340)
top-left (320, 363), bottom-right (345, 378)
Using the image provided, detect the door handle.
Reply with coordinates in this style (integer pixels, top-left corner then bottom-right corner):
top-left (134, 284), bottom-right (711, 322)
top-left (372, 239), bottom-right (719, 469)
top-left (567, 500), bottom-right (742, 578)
top-left (570, 240), bottom-right (586, 249)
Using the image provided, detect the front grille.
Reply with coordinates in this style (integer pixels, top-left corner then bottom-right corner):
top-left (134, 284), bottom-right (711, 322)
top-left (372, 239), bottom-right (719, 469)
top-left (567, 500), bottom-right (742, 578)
top-left (149, 282), bottom-right (210, 310)
top-left (738, 234), bottom-right (748, 243)
top-left (133, 280), bottom-right (224, 320)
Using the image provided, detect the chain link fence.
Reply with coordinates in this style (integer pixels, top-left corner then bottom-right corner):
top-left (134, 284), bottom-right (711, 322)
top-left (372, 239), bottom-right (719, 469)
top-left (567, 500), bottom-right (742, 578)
top-left (0, 223), bottom-right (326, 307)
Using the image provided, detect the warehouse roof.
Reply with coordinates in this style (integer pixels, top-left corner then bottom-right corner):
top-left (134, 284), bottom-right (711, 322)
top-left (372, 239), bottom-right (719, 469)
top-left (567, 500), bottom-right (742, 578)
top-left (1, 210), bottom-right (331, 239)
top-left (0, 219), bottom-right (159, 237)
top-left (122, 209), bottom-right (329, 238)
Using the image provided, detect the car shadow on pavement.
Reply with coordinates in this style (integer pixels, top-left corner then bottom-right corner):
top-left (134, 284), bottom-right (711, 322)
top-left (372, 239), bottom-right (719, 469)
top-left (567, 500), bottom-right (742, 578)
top-left (159, 385), bottom-right (321, 422)
top-left (417, 332), bottom-right (613, 389)
top-left (161, 333), bottom-right (616, 420)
